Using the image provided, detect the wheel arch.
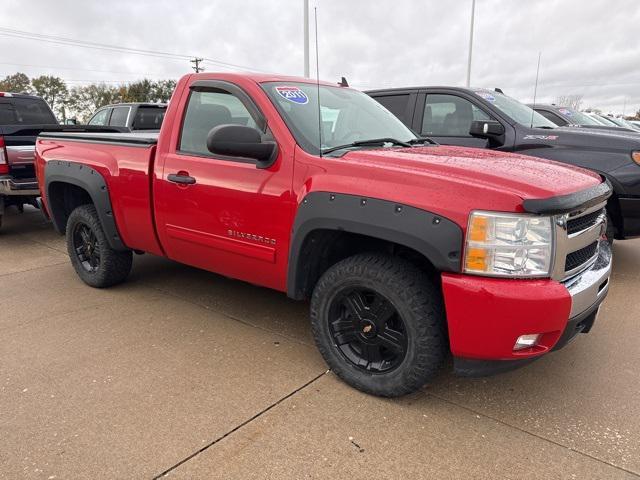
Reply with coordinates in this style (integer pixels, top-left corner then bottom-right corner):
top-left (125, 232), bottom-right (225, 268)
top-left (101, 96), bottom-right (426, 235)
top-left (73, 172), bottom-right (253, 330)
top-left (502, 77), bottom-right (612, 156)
top-left (45, 161), bottom-right (128, 251)
top-left (287, 192), bottom-right (463, 300)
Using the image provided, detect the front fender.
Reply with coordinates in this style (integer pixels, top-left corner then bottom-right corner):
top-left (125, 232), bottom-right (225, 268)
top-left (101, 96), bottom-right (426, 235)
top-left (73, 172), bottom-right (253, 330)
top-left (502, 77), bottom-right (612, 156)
top-left (287, 191), bottom-right (463, 299)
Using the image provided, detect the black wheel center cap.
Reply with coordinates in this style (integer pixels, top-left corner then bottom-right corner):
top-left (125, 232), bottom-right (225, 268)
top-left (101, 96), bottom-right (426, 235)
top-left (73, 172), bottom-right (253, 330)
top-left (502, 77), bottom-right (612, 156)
top-left (360, 320), bottom-right (377, 338)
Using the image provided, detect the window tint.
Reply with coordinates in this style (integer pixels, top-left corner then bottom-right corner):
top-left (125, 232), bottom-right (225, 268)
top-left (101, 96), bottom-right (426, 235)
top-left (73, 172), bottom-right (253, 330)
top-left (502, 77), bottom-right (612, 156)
top-left (374, 94), bottom-right (410, 124)
top-left (109, 106), bottom-right (130, 127)
top-left (537, 110), bottom-right (566, 126)
top-left (422, 94), bottom-right (491, 136)
top-left (132, 106), bottom-right (166, 130)
top-left (0, 98), bottom-right (57, 125)
top-left (88, 108), bottom-right (110, 126)
top-left (473, 90), bottom-right (555, 128)
top-left (179, 90), bottom-right (258, 155)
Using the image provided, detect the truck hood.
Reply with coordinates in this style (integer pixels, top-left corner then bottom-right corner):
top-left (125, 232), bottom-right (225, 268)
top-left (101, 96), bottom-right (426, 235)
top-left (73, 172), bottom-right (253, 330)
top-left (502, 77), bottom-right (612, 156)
top-left (337, 145), bottom-right (601, 200)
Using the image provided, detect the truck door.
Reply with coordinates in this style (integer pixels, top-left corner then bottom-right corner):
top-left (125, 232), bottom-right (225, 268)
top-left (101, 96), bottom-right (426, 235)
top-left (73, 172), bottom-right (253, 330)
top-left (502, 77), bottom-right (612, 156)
top-left (154, 82), bottom-right (295, 291)
top-left (417, 93), bottom-right (493, 148)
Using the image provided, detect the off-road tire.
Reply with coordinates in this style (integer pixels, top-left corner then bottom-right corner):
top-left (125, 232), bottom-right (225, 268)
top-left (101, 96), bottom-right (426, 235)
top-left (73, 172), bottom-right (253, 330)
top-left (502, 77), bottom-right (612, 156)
top-left (310, 253), bottom-right (447, 397)
top-left (66, 204), bottom-right (132, 288)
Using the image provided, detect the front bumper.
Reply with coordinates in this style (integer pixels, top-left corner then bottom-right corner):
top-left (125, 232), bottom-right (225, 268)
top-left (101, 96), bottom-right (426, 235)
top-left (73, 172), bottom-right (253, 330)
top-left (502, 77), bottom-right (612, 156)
top-left (0, 176), bottom-right (40, 196)
top-left (442, 239), bottom-right (612, 376)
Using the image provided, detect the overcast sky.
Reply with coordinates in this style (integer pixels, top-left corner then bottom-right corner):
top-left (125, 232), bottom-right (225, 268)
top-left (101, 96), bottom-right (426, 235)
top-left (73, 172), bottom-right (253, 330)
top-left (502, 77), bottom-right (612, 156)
top-left (2, 0), bottom-right (639, 114)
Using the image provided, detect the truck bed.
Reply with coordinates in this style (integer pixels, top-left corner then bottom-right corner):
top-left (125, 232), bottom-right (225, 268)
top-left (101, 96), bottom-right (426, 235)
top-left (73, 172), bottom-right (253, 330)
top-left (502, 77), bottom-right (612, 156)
top-left (36, 131), bottom-right (163, 256)
top-left (39, 131), bottom-right (159, 145)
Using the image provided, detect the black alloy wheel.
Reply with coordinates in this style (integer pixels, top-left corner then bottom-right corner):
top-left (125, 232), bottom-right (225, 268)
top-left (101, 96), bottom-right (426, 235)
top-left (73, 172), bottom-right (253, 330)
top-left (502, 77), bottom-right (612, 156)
top-left (328, 288), bottom-right (407, 373)
top-left (72, 222), bottom-right (101, 273)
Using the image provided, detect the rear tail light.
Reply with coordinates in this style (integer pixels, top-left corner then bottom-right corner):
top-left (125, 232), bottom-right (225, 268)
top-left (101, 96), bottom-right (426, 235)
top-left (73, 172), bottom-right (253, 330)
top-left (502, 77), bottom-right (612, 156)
top-left (0, 136), bottom-right (8, 175)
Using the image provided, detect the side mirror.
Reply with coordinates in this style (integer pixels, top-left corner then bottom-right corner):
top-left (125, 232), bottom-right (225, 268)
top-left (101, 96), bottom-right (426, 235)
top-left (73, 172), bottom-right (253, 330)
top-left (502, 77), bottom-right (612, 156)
top-left (65, 118), bottom-right (77, 125)
top-left (469, 120), bottom-right (505, 138)
top-left (207, 124), bottom-right (278, 169)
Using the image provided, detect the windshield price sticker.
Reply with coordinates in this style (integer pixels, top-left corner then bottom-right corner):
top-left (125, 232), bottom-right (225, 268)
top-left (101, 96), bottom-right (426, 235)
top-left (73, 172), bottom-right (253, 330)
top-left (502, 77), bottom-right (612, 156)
top-left (558, 108), bottom-right (572, 116)
top-left (475, 91), bottom-right (496, 102)
top-left (276, 86), bottom-right (309, 104)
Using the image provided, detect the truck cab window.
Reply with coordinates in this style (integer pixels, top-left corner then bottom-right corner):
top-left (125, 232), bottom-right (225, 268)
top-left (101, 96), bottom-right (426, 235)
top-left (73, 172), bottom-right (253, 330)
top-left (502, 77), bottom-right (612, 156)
top-left (179, 90), bottom-right (258, 156)
top-left (109, 106), bottom-right (130, 127)
top-left (374, 94), bottom-right (410, 124)
top-left (88, 108), bottom-right (110, 126)
top-left (422, 94), bottom-right (491, 137)
top-left (537, 110), bottom-right (566, 126)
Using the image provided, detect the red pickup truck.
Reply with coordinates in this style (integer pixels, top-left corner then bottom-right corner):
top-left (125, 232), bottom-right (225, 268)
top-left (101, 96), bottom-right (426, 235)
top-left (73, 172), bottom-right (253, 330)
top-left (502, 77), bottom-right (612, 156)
top-left (36, 73), bottom-right (612, 397)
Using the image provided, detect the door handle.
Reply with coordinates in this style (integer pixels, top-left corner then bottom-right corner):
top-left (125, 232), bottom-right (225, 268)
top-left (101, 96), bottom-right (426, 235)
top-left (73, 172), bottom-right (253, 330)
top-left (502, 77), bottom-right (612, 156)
top-left (167, 173), bottom-right (196, 185)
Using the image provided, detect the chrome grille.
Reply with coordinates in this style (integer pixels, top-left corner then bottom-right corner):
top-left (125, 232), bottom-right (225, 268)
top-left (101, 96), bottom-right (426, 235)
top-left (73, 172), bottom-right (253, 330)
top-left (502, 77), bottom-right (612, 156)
top-left (567, 208), bottom-right (605, 235)
top-left (565, 241), bottom-right (598, 272)
top-left (552, 203), bottom-right (607, 281)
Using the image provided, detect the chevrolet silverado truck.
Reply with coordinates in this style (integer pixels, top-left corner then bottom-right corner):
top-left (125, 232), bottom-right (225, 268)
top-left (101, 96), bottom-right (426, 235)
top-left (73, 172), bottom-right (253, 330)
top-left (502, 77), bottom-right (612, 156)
top-left (36, 73), bottom-right (612, 397)
top-left (367, 86), bottom-right (640, 241)
top-left (0, 91), bottom-right (126, 230)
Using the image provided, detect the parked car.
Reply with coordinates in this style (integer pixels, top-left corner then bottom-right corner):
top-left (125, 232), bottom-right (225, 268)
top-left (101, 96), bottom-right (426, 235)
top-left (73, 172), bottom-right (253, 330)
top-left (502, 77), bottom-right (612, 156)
top-left (367, 86), bottom-right (640, 241)
top-left (629, 120), bottom-right (640, 128)
top-left (36, 73), bottom-right (612, 397)
top-left (87, 103), bottom-right (167, 131)
top-left (602, 115), bottom-right (640, 132)
top-left (584, 112), bottom-right (617, 126)
top-left (529, 104), bottom-right (638, 134)
top-left (0, 91), bottom-right (130, 229)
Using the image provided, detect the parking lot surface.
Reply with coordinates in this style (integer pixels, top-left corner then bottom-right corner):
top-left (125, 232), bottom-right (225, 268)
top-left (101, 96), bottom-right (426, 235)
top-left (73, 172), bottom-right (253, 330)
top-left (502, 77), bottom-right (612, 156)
top-left (1, 207), bottom-right (639, 479)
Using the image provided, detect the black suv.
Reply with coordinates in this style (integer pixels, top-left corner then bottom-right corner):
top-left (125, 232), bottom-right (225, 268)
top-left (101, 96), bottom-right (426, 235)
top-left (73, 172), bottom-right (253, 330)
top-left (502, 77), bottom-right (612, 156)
top-left (367, 86), bottom-right (640, 240)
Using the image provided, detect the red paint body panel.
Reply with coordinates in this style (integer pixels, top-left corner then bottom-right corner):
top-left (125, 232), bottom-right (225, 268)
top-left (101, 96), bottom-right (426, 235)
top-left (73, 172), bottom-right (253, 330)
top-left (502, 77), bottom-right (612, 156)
top-left (36, 138), bottom-right (163, 256)
top-left (441, 273), bottom-right (572, 359)
top-left (35, 72), bottom-right (604, 364)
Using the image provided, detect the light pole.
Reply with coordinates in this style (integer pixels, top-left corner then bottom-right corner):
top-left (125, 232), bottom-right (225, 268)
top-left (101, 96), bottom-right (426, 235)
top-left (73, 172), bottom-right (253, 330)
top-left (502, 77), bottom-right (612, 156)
top-left (465, 0), bottom-right (476, 87)
top-left (304, 0), bottom-right (310, 77)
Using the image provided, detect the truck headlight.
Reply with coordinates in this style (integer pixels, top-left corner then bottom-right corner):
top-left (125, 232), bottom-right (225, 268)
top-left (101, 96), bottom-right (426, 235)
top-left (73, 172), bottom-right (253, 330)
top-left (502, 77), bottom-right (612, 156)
top-left (464, 211), bottom-right (553, 277)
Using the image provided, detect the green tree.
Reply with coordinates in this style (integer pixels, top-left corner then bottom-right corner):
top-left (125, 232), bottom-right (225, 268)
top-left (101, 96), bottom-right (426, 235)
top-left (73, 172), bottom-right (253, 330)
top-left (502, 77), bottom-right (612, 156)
top-left (151, 79), bottom-right (176, 103)
top-left (66, 83), bottom-right (121, 122)
top-left (0, 72), bottom-right (32, 93)
top-left (123, 79), bottom-right (154, 102)
top-left (31, 75), bottom-right (68, 121)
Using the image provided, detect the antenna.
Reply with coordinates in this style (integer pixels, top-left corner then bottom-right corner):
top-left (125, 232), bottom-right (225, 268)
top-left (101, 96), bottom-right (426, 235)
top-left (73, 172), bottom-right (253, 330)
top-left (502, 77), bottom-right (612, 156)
top-left (530, 51), bottom-right (542, 129)
top-left (314, 6), bottom-right (322, 157)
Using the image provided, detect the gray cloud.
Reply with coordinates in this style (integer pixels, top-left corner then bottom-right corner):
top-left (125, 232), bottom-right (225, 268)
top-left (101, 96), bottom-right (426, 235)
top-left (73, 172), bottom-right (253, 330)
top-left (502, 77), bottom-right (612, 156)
top-left (2, 0), bottom-right (639, 114)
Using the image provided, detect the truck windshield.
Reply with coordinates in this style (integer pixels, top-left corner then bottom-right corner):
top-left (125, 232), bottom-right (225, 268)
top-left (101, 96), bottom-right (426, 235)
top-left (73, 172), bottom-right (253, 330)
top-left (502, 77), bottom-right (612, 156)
top-left (0, 97), bottom-right (58, 125)
top-left (556, 108), bottom-right (602, 126)
top-left (473, 90), bottom-right (556, 129)
top-left (262, 82), bottom-right (417, 155)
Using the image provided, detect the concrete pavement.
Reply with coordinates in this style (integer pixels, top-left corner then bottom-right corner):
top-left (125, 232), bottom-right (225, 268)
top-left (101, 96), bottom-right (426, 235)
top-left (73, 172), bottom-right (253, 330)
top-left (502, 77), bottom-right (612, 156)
top-left (1, 207), bottom-right (638, 479)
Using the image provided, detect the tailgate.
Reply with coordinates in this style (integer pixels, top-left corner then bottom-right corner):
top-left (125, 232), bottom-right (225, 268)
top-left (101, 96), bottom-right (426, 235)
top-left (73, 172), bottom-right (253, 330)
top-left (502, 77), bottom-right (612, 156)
top-left (4, 134), bottom-right (36, 179)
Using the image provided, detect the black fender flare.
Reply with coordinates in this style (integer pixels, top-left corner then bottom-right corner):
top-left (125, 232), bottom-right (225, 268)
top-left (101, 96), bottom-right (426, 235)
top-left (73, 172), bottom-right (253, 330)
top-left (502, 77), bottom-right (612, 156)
top-left (287, 192), bottom-right (463, 299)
top-left (44, 160), bottom-right (127, 251)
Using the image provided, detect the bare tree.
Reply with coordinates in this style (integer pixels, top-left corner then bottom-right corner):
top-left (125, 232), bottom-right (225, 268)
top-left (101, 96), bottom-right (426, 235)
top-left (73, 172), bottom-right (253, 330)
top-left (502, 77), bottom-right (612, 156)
top-left (554, 94), bottom-right (583, 110)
